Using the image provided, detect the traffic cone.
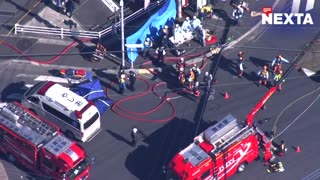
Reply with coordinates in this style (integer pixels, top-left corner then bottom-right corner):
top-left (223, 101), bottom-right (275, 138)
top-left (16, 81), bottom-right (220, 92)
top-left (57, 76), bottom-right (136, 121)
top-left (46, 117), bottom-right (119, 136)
top-left (224, 92), bottom-right (229, 99)
top-left (296, 146), bottom-right (301, 153)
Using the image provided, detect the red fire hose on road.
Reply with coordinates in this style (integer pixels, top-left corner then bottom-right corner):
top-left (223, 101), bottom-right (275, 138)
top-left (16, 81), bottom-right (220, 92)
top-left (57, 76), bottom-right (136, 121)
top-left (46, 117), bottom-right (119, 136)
top-left (106, 78), bottom-right (181, 123)
top-left (0, 38), bottom-right (92, 64)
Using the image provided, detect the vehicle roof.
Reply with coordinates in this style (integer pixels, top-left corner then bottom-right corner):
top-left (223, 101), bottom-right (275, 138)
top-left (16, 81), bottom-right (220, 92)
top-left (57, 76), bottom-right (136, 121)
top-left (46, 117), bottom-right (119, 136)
top-left (44, 83), bottom-right (88, 112)
top-left (0, 103), bottom-right (58, 147)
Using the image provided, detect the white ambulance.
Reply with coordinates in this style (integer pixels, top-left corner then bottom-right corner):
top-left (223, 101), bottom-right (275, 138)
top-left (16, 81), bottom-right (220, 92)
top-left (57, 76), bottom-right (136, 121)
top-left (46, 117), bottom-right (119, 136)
top-left (21, 81), bottom-right (101, 142)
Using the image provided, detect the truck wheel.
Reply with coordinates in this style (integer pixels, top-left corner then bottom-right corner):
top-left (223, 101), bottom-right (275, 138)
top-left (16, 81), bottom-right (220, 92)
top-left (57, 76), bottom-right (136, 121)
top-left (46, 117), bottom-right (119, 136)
top-left (7, 153), bottom-right (16, 163)
top-left (66, 130), bottom-right (75, 140)
top-left (237, 163), bottom-right (246, 173)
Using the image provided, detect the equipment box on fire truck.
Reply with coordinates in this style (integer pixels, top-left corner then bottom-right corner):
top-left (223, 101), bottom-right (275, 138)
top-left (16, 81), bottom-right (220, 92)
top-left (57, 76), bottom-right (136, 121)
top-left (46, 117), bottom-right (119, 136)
top-left (168, 114), bottom-right (272, 180)
top-left (21, 81), bottom-right (101, 142)
top-left (0, 102), bottom-right (90, 179)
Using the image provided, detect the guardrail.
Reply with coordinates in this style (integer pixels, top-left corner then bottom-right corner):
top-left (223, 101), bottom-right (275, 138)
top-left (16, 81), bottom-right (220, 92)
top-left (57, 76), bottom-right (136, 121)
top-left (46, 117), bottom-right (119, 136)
top-left (14, 24), bottom-right (101, 39)
top-left (14, 0), bottom-right (165, 40)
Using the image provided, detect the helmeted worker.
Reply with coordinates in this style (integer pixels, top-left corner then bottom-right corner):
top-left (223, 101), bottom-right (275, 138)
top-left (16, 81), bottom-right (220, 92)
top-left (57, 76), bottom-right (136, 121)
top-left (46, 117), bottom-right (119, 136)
top-left (182, 17), bottom-right (192, 33)
top-left (271, 55), bottom-right (289, 73)
top-left (188, 69), bottom-right (195, 90)
top-left (267, 161), bottom-right (285, 173)
top-left (278, 140), bottom-right (287, 156)
top-left (203, 72), bottom-right (213, 89)
top-left (143, 37), bottom-right (153, 58)
top-left (238, 56), bottom-right (245, 77)
top-left (193, 81), bottom-right (201, 102)
top-left (128, 71), bottom-right (136, 91)
top-left (130, 127), bottom-right (146, 147)
top-left (176, 58), bottom-right (185, 74)
top-left (118, 71), bottom-right (126, 94)
top-left (258, 66), bottom-right (269, 86)
top-left (155, 46), bottom-right (166, 66)
top-left (238, 51), bottom-right (244, 58)
top-left (191, 64), bottom-right (201, 82)
top-left (199, 5), bottom-right (213, 20)
top-left (274, 69), bottom-right (283, 91)
top-left (160, 25), bottom-right (170, 37)
top-left (191, 16), bottom-right (202, 30)
top-left (174, 24), bottom-right (182, 39)
top-left (178, 72), bottom-right (186, 85)
top-left (231, 1), bottom-right (249, 23)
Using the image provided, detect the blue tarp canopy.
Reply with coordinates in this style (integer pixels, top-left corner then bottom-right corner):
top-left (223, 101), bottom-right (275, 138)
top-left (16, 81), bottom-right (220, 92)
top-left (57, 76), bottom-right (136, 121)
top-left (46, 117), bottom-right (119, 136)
top-left (71, 79), bottom-right (112, 116)
top-left (126, 0), bottom-right (177, 62)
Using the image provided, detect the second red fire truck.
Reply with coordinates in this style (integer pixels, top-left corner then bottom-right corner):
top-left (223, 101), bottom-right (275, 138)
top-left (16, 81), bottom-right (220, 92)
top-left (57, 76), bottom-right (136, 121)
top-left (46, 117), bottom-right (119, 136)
top-left (0, 102), bottom-right (90, 180)
top-left (167, 87), bottom-right (277, 180)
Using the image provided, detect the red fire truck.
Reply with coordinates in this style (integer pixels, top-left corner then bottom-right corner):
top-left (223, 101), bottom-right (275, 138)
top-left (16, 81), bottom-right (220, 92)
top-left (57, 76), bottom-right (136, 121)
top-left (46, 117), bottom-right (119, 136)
top-left (167, 87), bottom-right (277, 180)
top-left (0, 102), bottom-right (90, 180)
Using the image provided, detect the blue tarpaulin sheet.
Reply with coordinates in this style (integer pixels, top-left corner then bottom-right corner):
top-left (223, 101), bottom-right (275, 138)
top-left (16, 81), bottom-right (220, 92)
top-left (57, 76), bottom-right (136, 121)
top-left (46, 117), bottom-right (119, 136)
top-left (126, 0), bottom-right (177, 62)
top-left (71, 79), bottom-right (113, 116)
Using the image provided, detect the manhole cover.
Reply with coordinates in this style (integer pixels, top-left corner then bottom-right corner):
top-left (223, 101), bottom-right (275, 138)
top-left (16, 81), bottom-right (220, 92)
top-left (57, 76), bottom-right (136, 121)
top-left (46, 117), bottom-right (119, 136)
top-left (16, 39), bottom-right (34, 51)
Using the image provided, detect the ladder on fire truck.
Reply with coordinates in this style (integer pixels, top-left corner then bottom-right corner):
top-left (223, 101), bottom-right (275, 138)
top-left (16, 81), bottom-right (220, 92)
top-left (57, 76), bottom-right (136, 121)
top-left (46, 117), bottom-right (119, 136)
top-left (199, 115), bottom-right (254, 154)
top-left (0, 103), bottom-right (58, 147)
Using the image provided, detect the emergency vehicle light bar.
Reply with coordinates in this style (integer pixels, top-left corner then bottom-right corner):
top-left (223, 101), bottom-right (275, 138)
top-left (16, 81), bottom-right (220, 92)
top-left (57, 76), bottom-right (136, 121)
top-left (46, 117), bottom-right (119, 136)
top-left (38, 81), bottom-right (55, 95)
top-left (75, 101), bottom-right (94, 119)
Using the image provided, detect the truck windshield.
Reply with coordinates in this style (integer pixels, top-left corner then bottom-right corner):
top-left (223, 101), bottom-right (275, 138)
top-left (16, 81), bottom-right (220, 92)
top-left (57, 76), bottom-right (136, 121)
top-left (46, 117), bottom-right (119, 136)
top-left (66, 159), bottom-right (89, 179)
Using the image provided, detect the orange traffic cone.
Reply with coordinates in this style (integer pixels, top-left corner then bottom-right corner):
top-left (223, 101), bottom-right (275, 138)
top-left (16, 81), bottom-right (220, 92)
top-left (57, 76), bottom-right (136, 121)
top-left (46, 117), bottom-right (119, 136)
top-left (224, 92), bottom-right (229, 99)
top-left (296, 146), bottom-right (301, 153)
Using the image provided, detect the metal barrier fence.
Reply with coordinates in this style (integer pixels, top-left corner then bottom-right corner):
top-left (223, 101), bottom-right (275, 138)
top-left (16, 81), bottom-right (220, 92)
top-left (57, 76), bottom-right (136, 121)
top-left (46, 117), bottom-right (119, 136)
top-left (14, 0), bottom-right (165, 40)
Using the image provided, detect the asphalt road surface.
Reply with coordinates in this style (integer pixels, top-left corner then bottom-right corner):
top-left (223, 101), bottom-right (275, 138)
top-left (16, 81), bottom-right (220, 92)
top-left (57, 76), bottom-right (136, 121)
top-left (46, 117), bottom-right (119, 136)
top-left (0, 1), bottom-right (320, 180)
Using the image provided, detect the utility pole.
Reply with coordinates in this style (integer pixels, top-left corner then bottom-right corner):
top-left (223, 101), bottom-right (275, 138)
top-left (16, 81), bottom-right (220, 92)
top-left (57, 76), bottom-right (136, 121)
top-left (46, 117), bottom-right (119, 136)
top-left (120, 0), bottom-right (125, 69)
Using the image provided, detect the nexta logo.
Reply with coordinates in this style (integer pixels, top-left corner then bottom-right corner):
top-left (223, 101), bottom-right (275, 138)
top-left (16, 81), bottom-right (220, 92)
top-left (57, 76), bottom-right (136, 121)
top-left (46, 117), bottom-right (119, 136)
top-left (261, 7), bottom-right (314, 25)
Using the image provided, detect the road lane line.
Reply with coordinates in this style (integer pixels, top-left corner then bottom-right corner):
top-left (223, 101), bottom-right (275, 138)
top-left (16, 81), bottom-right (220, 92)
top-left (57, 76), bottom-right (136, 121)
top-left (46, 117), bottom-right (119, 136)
top-left (302, 168), bottom-right (320, 180)
top-left (34, 75), bottom-right (69, 84)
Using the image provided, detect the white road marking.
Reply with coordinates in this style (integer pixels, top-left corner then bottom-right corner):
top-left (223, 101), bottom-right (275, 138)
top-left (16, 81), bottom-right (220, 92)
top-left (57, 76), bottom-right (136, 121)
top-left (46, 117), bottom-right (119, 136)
top-left (291, 0), bottom-right (301, 13)
top-left (34, 75), bottom-right (69, 84)
top-left (17, 74), bottom-right (39, 78)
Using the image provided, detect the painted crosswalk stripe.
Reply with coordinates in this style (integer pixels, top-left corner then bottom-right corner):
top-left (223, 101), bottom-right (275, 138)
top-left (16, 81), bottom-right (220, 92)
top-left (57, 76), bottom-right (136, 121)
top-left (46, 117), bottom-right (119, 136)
top-left (34, 75), bottom-right (69, 84)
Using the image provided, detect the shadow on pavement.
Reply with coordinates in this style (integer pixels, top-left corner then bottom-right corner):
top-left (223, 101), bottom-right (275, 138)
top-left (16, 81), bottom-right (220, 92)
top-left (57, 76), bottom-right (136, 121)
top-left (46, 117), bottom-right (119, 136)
top-left (7, 0), bottom-right (56, 28)
top-left (106, 129), bottom-right (132, 146)
top-left (125, 117), bottom-right (213, 180)
top-left (1, 81), bottom-right (29, 102)
top-left (92, 68), bottom-right (120, 93)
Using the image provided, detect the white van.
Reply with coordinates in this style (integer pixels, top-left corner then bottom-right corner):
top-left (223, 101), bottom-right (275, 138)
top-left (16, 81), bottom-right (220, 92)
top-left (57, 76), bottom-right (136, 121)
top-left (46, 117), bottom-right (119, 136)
top-left (21, 81), bottom-right (101, 142)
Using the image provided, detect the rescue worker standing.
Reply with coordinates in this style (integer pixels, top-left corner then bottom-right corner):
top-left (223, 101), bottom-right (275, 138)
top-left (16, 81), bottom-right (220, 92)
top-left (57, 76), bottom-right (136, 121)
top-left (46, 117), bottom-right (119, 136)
top-left (118, 71), bottom-right (126, 94)
top-left (203, 72), bottom-right (213, 90)
top-left (258, 66), bottom-right (269, 86)
top-left (272, 55), bottom-right (289, 74)
top-left (278, 140), bottom-right (287, 156)
top-left (191, 16), bottom-right (202, 30)
top-left (274, 69), bottom-right (284, 91)
top-left (191, 64), bottom-right (201, 82)
top-left (160, 25), bottom-right (170, 39)
top-left (131, 128), bottom-right (138, 147)
top-left (143, 38), bottom-right (153, 58)
top-left (199, 4), bottom-right (213, 20)
top-left (130, 127), bottom-right (146, 147)
top-left (238, 56), bottom-right (245, 77)
top-left (182, 17), bottom-right (192, 33)
top-left (176, 58), bottom-right (185, 74)
top-left (128, 71), bottom-right (136, 91)
top-left (231, 1), bottom-right (249, 24)
top-left (193, 81), bottom-right (201, 102)
top-left (155, 46), bottom-right (166, 66)
top-left (188, 69), bottom-right (195, 90)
